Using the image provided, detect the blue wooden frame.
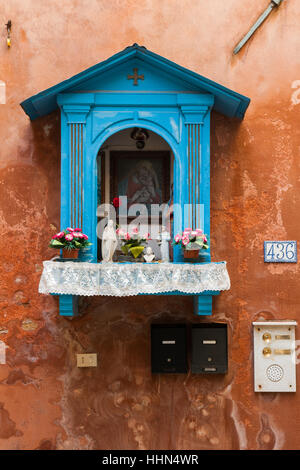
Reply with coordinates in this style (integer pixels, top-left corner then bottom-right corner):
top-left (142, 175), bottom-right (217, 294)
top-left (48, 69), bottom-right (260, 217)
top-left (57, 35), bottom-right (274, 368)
top-left (20, 44), bottom-right (250, 317)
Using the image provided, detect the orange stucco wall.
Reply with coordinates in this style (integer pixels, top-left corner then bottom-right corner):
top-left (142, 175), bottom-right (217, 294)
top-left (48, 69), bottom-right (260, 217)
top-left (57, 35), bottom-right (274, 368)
top-left (0, 0), bottom-right (300, 450)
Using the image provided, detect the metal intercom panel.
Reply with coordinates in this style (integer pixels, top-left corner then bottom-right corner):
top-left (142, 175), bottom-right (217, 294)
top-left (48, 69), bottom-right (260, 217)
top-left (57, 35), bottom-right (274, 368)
top-left (253, 320), bottom-right (297, 392)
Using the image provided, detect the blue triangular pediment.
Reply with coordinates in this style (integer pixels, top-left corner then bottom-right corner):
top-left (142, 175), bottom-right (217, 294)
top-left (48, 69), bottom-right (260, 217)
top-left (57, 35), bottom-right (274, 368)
top-left (69, 58), bottom-right (200, 93)
top-left (20, 44), bottom-right (250, 120)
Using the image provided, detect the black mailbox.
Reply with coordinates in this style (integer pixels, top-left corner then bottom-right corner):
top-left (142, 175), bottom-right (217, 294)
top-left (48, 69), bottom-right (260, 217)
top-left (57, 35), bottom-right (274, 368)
top-left (151, 324), bottom-right (187, 373)
top-left (191, 323), bottom-right (228, 374)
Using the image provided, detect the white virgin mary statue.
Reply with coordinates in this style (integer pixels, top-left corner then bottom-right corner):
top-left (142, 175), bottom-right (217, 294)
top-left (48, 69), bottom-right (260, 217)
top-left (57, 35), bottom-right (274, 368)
top-left (102, 220), bottom-right (117, 263)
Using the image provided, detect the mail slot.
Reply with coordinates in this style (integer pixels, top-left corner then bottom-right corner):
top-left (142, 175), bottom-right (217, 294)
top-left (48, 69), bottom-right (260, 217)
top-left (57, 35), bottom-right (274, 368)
top-left (151, 324), bottom-right (187, 374)
top-left (191, 323), bottom-right (228, 374)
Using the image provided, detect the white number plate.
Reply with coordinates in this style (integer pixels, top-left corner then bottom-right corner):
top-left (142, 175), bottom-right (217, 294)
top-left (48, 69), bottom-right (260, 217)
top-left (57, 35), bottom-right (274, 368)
top-left (264, 241), bottom-right (297, 263)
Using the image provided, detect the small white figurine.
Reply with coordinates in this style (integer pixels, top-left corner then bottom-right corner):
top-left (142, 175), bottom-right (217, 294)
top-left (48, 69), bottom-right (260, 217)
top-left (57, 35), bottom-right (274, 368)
top-left (160, 225), bottom-right (170, 262)
top-left (143, 246), bottom-right (155, 263)
top-left (102, 219), bottom-right (117, 262)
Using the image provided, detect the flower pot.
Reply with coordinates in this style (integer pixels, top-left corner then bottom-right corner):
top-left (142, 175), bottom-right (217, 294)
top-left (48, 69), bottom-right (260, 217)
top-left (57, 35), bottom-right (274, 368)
top-left (183, 249), bottom-right (199, 259)
top-left (62, 248), bottom-right (79, 259)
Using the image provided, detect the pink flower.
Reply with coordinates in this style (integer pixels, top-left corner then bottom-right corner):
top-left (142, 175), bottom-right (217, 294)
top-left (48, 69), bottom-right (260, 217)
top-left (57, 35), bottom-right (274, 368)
top-left (73, 232), bottom-right (84, 238)
top-left (182, 237), bottom-right (189, 246)
top-left (183, 233), bottom-right (191, 241)
top-left (67, 227), bottom-right (74, 232)
top-left (175, 234), bottom-right (181, 243)
top-left (74, 227), bottom-right (82, 232)
top-left (183, 229), bottom-right (191, 235)
top-left (65, 234), bottom-right (74, 241)
top-left (52, 231), bottom-right (64, 239)
top-left (82, 234), bottom-right (89, 240)
top-left (131, 227), bottom-right (139, 234)
top-left (191, 231), bottom-right (198, 237)
top-left (184, 228), bottom-right (192, 232)
top-left (143, 233), bottom-right (150, 240)
top-left (203, 236), bottom-right (207, 243)
top-left (125, 232), bottom-right (131, 241)
top-left (196, 229), bottom-right (203, 235)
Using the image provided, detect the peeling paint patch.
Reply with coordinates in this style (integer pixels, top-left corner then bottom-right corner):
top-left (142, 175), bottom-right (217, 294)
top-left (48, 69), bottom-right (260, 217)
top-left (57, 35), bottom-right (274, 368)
top-left (43, 124), bottom-right (53, 137)
top-left (291, 80), bottom-right (300, 106)
top-left (215, 124), bottom-right (230, 147)
top-left (21, 319), bottom-right (39, 332)
top-left (0, 341), bottom-right (6, 364)
top-left (0, 403), bottom-right (20, 438)
top-left (0, 81), bottom-right (5, 104)
top-left (13, 291), bottom-right (28, 305)
top-left (257, 414), bottom-right (276, 450)
top-left (243, 171), bottom-right (257, 199)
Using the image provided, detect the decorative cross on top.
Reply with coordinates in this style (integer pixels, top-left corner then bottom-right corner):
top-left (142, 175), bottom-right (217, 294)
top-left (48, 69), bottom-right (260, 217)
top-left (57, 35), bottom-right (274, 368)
top-left (127, 68), bottom-right (144, 86)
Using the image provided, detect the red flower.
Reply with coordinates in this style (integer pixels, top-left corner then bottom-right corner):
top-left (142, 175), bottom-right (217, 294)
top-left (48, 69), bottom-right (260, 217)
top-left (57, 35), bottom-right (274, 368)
top-left (112, 197), bottom-right (121, 208)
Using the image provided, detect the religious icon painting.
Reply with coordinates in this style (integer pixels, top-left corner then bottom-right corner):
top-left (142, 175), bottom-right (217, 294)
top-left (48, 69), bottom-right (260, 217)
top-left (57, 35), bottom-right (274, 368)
top-left (110, 151), bottom-right (171, 211)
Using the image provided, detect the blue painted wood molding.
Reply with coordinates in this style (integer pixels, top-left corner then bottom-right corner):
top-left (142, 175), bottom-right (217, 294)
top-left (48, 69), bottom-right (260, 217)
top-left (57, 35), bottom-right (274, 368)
top-left (20, 44), bottom-right (250, 120)
top-left (58, 291), bottom-right (220, 317)
top-left (20, 44), bottom-right (250, 317)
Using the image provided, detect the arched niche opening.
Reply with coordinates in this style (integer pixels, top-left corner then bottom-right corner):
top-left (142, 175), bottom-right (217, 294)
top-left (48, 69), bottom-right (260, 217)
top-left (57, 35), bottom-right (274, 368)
top-left (96, 127), bottom-right (175, 262)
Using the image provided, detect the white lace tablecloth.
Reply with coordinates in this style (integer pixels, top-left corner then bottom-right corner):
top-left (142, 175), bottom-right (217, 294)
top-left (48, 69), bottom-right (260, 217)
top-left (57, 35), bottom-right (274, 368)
top-left (38, 261), bottom-right (230, 297)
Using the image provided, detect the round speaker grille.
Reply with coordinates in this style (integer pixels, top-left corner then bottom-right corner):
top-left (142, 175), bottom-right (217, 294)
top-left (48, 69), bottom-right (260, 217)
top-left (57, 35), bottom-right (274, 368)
top-left (266, 364), bottom-right (284, 382)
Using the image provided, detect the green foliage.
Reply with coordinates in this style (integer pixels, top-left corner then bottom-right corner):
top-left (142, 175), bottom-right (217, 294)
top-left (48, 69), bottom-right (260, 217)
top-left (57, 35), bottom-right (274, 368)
top-left (129, 246), bottom-right (145, 259)
top-left (121, 241), bottom-right (145, 259)
top-left (121, 244), bottom-right (129, 255)
top-left (49, 239), bottom-right (64, 247)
